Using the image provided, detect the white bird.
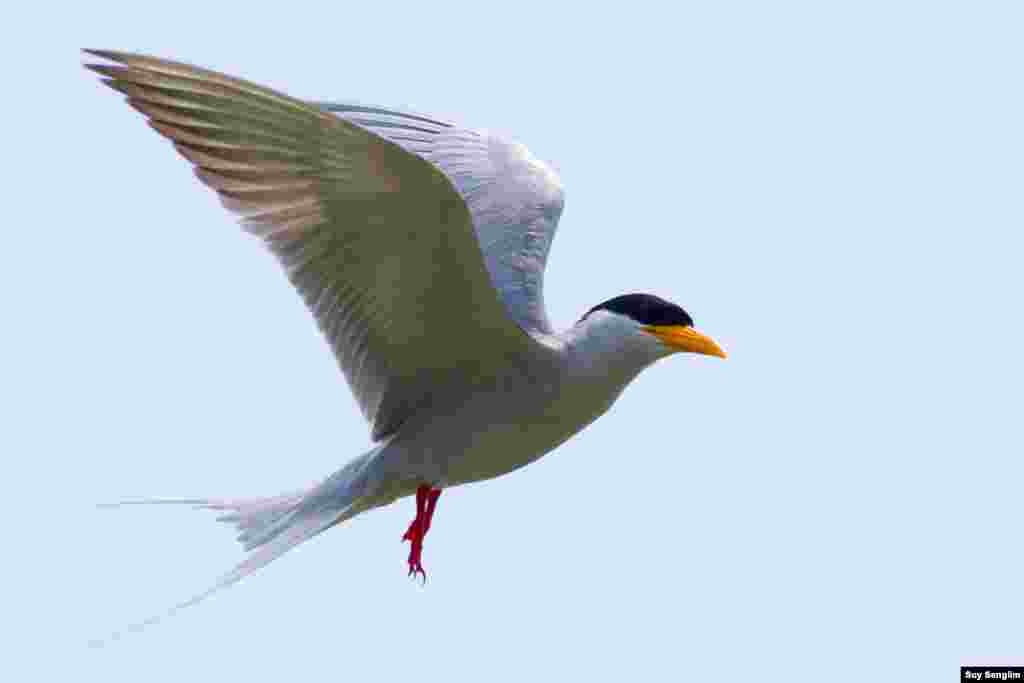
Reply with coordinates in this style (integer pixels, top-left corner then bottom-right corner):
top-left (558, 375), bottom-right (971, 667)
top-left (85, 50), bottom-right (726, 640)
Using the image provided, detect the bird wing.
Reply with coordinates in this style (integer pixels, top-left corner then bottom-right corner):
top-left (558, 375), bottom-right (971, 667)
top-left (85, 51), bottom-right (540, 441)
top-left (319, 102), bottom-right (566, 335)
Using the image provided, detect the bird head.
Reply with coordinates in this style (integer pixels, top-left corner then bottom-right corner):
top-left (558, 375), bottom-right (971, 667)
top-left (579, 293), bottom-right (726, 360)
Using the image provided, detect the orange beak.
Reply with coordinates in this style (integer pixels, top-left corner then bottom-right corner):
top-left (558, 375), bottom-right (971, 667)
top-left (644, 325), bottom-right (727, 359)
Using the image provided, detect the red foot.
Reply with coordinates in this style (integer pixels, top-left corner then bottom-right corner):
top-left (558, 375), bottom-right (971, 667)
top-left (402, 484), bottom-right (442, 581)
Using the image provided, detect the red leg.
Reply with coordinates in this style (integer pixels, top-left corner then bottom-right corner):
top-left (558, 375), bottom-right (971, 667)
top-left (401, 484), bottom-right (443, 581)
top-left (402, 486), bottom-right (429, 544)
top-left (422, 488), bottom-right (442, 534)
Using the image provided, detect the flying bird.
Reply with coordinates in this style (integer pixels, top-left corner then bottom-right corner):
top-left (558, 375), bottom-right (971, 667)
top-left (85, 50), bottom-right (726, 638)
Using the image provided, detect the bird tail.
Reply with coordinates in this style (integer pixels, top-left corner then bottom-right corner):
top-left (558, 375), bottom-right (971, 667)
top-left (91, 448), bottom-right (380, 646)
top-left (98, 490), bottom-right (311, 552)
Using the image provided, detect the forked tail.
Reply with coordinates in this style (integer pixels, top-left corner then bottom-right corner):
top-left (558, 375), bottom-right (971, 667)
top-left (91, 448), bottom-right (378, 646)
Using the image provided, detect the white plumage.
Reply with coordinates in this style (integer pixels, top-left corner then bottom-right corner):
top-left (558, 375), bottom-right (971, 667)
top-left (85, 50), bottom-right (725, 644)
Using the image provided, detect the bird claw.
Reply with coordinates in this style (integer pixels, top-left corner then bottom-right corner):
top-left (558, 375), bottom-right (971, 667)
top-left (407, 561), bottom-right (427, 584)
top-left (401, 484), bottom-right (441, 582)
top-left (404, 527), bottom-right (427, 582)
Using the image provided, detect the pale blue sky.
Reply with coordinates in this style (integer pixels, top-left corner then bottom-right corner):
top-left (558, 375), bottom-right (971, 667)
top-left (5, 1), bottom-right (1022, 680)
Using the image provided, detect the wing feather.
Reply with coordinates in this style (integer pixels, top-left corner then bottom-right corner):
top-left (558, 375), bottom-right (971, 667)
top-left (320, 102), bottom-right (565, 335)
top-left (86, 50), bottom-right (534, 440)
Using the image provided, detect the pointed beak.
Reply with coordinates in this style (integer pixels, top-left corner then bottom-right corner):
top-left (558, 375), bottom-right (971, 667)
top-left (644, 325), bottom-right (727, 359)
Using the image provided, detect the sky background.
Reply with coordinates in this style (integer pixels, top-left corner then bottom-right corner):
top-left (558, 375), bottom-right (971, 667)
top-left (3, 1), bottom-right (1022, 680)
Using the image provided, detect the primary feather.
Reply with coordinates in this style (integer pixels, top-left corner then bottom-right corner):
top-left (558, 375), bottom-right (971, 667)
top-left (84, 49), bottom-right (541, 441)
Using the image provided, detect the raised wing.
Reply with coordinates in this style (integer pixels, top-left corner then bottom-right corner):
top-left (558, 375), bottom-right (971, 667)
top-left (85, 51), bottom-right (535, 440)
top-left (320, 102), bottom-right (565, 335)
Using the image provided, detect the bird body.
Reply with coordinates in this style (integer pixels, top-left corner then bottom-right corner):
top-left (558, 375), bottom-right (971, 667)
top-left (352, 315), bottom-right (667, 504)
top-left (85, 50), bottom-right (725, 642)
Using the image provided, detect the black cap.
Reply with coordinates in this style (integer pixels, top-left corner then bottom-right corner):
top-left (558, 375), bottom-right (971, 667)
top-left (582, 293), bottom-right (693, 327)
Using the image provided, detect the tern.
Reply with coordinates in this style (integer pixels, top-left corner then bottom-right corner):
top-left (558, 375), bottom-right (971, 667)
top-left (85, 50), bottom-right (726, 637)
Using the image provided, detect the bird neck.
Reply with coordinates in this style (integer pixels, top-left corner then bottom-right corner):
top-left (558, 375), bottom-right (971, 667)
top-left (561, 314), bottom-right (667, 386)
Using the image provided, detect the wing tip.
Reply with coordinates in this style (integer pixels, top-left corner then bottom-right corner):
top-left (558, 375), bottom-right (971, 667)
top-left (82, 47), bottom-right (113, 57)
top-left (81, 48), bottom-right (133, 70)
top-left (82, 62), bottom-right (126, 79)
